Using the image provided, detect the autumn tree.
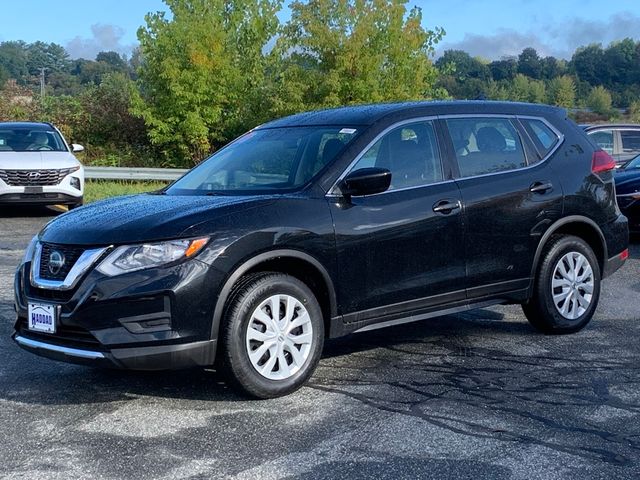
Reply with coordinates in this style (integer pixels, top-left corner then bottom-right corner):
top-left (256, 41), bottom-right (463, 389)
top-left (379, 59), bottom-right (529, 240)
top-left (134, 0), bottom-right (282, 163)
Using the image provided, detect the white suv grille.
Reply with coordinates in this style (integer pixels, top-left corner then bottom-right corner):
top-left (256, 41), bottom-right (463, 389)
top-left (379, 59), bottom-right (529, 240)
top-left (0, 167), bottom-right (78, 186)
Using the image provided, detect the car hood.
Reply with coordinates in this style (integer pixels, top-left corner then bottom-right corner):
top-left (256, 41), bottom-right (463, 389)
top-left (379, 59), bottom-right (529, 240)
top-left (39, 193), bottom-right (276, 245)
top-left (0, 151), bottom-right (80, 169)
top-left (615, 170), bottom-right (640, 194)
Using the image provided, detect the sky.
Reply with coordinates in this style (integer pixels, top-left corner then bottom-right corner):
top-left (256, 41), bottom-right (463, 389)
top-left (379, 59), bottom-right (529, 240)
top-left (0, 0), bottom-right (639, 61)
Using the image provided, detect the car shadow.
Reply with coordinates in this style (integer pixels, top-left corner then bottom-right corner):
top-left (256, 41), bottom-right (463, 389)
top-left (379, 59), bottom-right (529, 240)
top-left (0, 308), bottom-right (537, 406)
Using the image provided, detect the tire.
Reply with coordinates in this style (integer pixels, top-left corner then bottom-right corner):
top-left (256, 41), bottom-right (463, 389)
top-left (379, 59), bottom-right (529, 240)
top-left (218, 272), bottom-right (324, 398)
top-left (523, 235), bottom-right (601, 334)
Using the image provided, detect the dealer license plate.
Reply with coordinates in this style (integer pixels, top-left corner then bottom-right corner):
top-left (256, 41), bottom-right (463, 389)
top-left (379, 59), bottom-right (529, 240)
top-left (28, 302), bottom-right (57, 334)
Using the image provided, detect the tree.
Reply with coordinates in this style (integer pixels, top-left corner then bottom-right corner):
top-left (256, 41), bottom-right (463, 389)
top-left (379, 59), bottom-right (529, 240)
top-left (508, 74), bottom-right (531, 102)
top-left (541, 56), bottom-right (566, 80)
top-left (489, 58), bottom-right (517, 81)
top-left (547, 75), bottom-right (576, 108)
top-left (571, 44), bottom-right (606, 86)
top-left (518, 47), bottom-right (542, 79)
top-left (96, 51), bottom-right (128, 71)
top-left (276, 0), bottom-right (446, 109)
top-left (79, 72), bottom-right (148, 150)
top-left (630, 101), bottom-right (640, 123)
top-left (0, 41), bottom-right (29, 82)
top-left (134, 0), bottom-right (282, 163)
top-left (603, 38), bottom-right (637, 88)
top-left (586, 86), bottom-right (613, 115)
top-left (26, 41), bottom-right (70, 76)
top-left (436, 50), bottom-right (490, 81)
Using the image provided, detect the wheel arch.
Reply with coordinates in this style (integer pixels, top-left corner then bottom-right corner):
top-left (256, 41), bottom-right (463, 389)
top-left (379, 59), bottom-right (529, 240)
top-left (210, 249), bottom-right (337, 340)
top-left (529, 215), bottom-right (608, 292)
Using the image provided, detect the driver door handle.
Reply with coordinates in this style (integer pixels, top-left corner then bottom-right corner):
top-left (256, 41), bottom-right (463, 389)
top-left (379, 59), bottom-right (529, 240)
top-left (433, 199), bottom-right (461, 215)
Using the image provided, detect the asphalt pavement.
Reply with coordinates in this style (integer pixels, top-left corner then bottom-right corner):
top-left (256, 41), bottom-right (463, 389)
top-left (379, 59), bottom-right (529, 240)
top-left (1, 206), bottom-right (639, 479)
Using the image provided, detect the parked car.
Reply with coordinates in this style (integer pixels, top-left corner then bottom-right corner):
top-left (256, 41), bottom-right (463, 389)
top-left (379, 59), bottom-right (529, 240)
top-left (0, 122), bottom-right (84, 209)
top-left (583, 124), bottom-right (640, 166)
top-left (13, 101), bottom-right (628, 398)
top-left (615, 154), bottom-right (640, 233)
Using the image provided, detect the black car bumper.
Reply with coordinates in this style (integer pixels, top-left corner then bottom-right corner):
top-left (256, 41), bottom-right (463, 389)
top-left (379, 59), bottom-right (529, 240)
top-left (0, 192), bottom-right (81, 205)
top-left (13, 257), bottom-right (223, 370)
top-left (12, 333), bottom-right (217, 369)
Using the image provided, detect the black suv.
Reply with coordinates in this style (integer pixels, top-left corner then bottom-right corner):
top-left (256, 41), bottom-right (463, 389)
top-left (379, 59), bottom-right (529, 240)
top-left (13, 101), bottom-right (629, 398)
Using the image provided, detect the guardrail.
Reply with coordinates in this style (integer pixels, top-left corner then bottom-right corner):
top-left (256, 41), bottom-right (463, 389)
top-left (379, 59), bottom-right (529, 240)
top-left (84, 166), bottom-right (188, 181)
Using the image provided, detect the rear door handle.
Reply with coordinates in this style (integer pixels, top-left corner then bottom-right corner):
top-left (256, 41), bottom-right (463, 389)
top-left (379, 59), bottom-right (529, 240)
top-left (530, 181), bottom-right (553, 194)
top-left (433, 199), bottom-right (461, 215)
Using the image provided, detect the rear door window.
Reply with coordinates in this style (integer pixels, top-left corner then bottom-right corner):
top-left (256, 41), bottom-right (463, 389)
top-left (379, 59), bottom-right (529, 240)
top-left (620, 130), bottom-right (640, 153)
top-left (445, 117), bottom-right (527, 178)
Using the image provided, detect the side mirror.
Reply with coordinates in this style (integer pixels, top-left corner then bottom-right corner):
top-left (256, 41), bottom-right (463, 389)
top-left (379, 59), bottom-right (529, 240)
top-left (340, 167), bottom-right (391, 197)
top-left (71, 144), bottom-right (85, 153)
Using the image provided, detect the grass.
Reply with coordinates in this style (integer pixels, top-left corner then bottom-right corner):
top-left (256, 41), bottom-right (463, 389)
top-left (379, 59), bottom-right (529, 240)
top-left (83, 180), bottom-right (169, 204)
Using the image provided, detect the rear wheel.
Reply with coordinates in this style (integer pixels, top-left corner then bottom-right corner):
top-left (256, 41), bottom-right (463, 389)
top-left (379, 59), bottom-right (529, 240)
top-left (218, 272), bottom-right (324, 398)
top-left (523, 235), bottom-right (601, 334)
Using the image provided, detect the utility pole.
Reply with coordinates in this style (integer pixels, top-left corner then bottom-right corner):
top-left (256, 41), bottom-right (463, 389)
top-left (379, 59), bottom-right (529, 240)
top-left (39, 68), bottom-right (47, 98)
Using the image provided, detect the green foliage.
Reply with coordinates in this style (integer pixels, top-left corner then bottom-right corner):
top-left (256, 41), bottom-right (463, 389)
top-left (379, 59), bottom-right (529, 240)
top-left (587, 86), bottom-right (613, 115)
top-left (1, 5), bottom-right (640, 167)
top-left (547, 75), bottom-right (576, 108)
top-left (134, 0), bottom-right (282, 164)
top-left (84, 180), bottom-right (168, 203)
top-left (518, 47), bottom-right (542, 79)
top-left (630, 101), bottom-right (640, 123)
top-left (276, 0), bottom-right (446, 109)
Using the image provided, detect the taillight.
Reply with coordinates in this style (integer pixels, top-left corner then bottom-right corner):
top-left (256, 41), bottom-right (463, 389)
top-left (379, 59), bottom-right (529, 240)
top-left (592, 150), bottom-right (616, 174)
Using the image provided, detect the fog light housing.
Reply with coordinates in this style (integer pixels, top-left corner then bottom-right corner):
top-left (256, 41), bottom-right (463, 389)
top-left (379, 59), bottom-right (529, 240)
top-left (70, 177), bottom-right (81, 190)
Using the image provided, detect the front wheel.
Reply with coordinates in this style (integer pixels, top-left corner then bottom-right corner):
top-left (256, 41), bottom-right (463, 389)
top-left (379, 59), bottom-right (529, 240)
top-left (523, 235), bottom-right (601, 334)
top-left (218, 272), bottom-right (324, 398)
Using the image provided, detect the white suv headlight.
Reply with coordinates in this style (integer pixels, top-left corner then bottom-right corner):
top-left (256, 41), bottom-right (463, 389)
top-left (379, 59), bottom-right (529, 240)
top-left (96, 237), bottom-right (209, 276)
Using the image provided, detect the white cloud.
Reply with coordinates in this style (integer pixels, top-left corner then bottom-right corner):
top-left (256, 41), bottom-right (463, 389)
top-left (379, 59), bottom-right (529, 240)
top-left (437, 11), bottom-right (640, 60)
top-left (65, 24), bottom-right (135, 60)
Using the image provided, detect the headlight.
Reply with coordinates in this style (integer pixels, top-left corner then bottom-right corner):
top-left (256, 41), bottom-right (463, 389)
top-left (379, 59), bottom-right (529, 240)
top-left (21, 236), bottom-right (38, 265)
top-left (96, 237), bottom-right (209, 276)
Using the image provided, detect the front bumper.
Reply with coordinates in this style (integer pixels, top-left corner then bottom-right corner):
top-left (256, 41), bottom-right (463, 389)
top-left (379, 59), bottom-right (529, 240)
top-left (13, 256), bottom-right (224, 370)
top-left (0, 192), bottom-right (81, 205)
top-left (0, 175), bottom-right (83, 205)
top-left (13, 334), bottom-right (216, 370)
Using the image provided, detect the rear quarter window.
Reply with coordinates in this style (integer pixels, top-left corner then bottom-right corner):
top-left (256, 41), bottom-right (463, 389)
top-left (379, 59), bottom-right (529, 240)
top-left (521, 119), bottom-right (560, 158)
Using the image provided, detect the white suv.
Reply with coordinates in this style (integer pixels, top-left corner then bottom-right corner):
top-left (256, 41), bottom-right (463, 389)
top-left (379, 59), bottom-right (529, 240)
top-left (0, 122), bottom-right (84, 209)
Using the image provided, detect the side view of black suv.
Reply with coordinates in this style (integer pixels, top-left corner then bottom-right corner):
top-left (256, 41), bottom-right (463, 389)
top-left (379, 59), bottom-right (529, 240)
top-left (13, 101), bottom-right (629, 398)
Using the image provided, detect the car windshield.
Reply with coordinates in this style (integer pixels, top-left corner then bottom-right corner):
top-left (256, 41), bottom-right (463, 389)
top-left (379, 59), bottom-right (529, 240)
top-left (624, 155), bottom-right (640, 169)
top-left (0, 127), bottom-right (67, 152)
top-left (166, 126), bottom-right (360, 194)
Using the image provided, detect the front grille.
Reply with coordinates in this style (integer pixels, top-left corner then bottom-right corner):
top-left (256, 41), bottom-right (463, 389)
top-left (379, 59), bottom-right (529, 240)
top-left (39, 243), bottom-right (85, 281)
top-left (0, 167), bottom-right (78, 186)
top-left (28, 285), bottom-right (75, 303)
top-left (18, 319), bottom-right (102, 350)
